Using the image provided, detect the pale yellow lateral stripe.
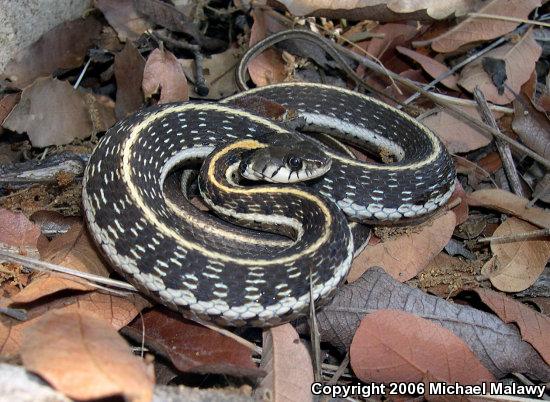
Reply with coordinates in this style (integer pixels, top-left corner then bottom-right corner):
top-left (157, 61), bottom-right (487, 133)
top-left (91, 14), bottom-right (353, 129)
top-left (122, 104), bottom-right (333, 266)
top-left (223, 82), bottom-right (441, 170)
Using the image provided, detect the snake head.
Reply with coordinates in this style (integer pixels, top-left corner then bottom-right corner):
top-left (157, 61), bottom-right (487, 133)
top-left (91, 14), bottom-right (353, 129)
top-left (239, 141), bottom-right (331, 183)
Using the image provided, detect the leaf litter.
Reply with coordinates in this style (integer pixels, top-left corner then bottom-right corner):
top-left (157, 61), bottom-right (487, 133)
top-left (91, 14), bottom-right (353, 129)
top-left (0, 0), bottom-right (549, 400)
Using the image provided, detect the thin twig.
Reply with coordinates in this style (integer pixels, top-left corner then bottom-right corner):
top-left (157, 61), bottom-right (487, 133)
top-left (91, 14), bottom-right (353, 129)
top-left (468, 13), bottom-right (550, 28)
top-left (326, 353), bottom-right (350, 385)
top-left (73, 58), bottom-right (91, 89)
top-left (0, 251), bottom-right (136, 291)
top-left (428, 92), bottom-right (513, 114)
top-left (193, 317), bottom-right (262, 355)
top-left (473, 88), bottom-right (524, 197)
top-left (478, 228), bottom-right (550, 243)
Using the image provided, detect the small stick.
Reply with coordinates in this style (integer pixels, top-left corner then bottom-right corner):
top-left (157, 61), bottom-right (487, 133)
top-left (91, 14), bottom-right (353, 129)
top-left (478, 228), bottom-right (550, 243)
top-left (326, 353), bottom-right (350, 385)
top-left (73, 58), bottom-right (92, 89)
top-left (150, 30), bottom-right (200, 52)
top-left (473, 88), bottom-right (525, 197)
top-left (468, 13), bottom-right (550, 28)
top-left (192, 50), bottom-right (209, 96)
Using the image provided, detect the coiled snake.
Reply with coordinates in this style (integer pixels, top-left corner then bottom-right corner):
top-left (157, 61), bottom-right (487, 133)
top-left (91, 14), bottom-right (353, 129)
top-left (83, 34), bottom-right (455, 327)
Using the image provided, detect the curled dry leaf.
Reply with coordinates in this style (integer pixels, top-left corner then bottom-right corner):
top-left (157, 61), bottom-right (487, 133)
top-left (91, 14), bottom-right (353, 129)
top-left (255, 323), bottom-right (314, 402)
top-left (2, 16), bottom-right (102, 88)
top-left (420, 106), bottom-right (492, 153)
top-left (95, 0), bottom-right (152, 42)
top-left (396, 46), bottom-right (458, 90)
top-left (348, 211), bottom-right (456, 282)
top-left (275, 0), bottom-right (482, 21)
top-left (484, 217), bottom-right (550, 292)
top-left (124, 307), bottom-right (261, 377)
top-left (142, 48), bottom-right (189, 103)
top-left (0, 208), bottom-right (43, 255)
top-left (467, 189), bottom-right (550, 229)
top-left (473, 288), bottom-right (550, 365)
top-left (512, 97), bottom-right (550, 160)
top-left (312, 268), bottom-right (550, 380)
top-left (20, 311), bottom-right (154, 402)
top-left (350, 309), bottom-right (494, 384)
top-left (431, 0), bottom-right (541, 53)
top-left (248, 9), bottom-right (286, 87)
top-left (449, 180), bottom-right (469, 225)
top-left (3, 78), bottom-right (116, 147)
top-left (459, 30), bottom-right (542, 105)
top-left (114, 42), bottom-right (146, 119)
top-left (1, 292), bottom-right (150, 357)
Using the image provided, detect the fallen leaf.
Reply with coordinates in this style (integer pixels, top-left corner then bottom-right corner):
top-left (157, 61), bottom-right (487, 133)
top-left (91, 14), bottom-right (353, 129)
top-left (0, 93), bottom-right (20, 125)
top-left (348, 211), bottom-right (456, 282)
top-left (21, 311), bottom-right (154, 402)
top-left (124, 307), bottom-right (261, 377)
top-left (0, 208), bottom-right (43, 256)
top-left (350, 309), bottom-right (494, 384)
top-left (396, 46), bottom-right (458, 90)
top-left (473, 288), bottom-right (550, 364)
top-left (248, 9), bottom-right (287, 87)
top-left (114, 42), bottom-right (146, 119)
top-left (2, 16), bottom-right (103, 88)
top-left (512, 97), bottom-right (550, 159)
top-left (420, 106), bottom-right (493, 153)
top-left (485, 217), bottom-right (550, 292)
top-left (3, 78), bottom-right (116, 147)
top-left (0, 292), bottom-right (150, 357)
top-left (255, 324), bottom-right (314, 402)
top-left (311, 268), bottom-right (550, 380)
top-left (8, 274), bottom-right (94, 305)
top-left (275, 0), bottom-right (483, 21)
top-left (40, 223), bottom-right (110, 277)
top-left (467, 189), bottom-right (550, 229)
top-left (431, 0), bottom-right (541, 53)
top-left (179, 47), bottom-right (242, 99)
top-left (459, 30), bottom-right (542, 105)
top-left (95, 0), bottom-right (152, 41)
top-left (142, 48), bottom-right (188, 103)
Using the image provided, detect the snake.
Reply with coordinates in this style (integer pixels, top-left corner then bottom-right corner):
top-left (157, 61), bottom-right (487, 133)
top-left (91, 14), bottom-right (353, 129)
top-left (83, 31), bottom-right (456, 327)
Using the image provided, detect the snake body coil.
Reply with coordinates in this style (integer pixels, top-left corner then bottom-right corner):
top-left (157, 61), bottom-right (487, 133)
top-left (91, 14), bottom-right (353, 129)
top-left (83, 83), bottom-right (455, 326)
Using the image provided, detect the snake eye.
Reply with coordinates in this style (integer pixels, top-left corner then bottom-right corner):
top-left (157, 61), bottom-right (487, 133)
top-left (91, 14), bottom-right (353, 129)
top-left (286, 156), bottom-right (303, 171)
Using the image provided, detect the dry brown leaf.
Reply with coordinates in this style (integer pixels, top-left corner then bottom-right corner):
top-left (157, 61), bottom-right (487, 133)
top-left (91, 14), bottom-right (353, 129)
top-left (3, 78), bottom-right (116, 147)
top-left (114, 42), bottom-right (146, 119)
top-left (8, 274), bottom-right (94, 304)
top-left (0, 292), bottom-right (150, 357)
top-left (358, 23), bottom-right (419, 62)
top-left (313, 267), bottom-right (550, 380)
top-left (348, 211), bottom-right (456, 282)
top-left (512, 97), bottom-right (550, 160)
top-left (40, 223), bottom-right (110, 277)
top-left (124, 307), bottom-right (261, 377)
top-left (350, 310), bottom-right (495, 384)
top-left (450, 180), bottom-right (469, 225)
top-left (473, 288), bottom-right (550, 365)
top-left (467, 189), bottom-right (550, 229)
top-left (396, 46), bottom-right (459, 90)
top-left (431, 0), bottom-right (541, 53)
top-left (0, 208), bottom-right (43, 255)
top-left (420, 106), bottom-right (493, 153)
top-left (21, 311), bottom-right (154, 402)
top-left (256, 323), bottom-right (314, 402)
top-left (142, 48), bottom-right (188, 103)
top-left (275, 0), bottom-right (482, 21)
top-left (248, 9), bottom-right (287, 87)
top-left (95, 0), bottom-right (152, 41)
top-left (2, 17), bottom-right (103, 88)
top-left (485, 217), bottom-right (550, 292)
top-left (179, 47), bottom-right (242, 99)
top-left (459, 30), bottom-right (542, 105)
